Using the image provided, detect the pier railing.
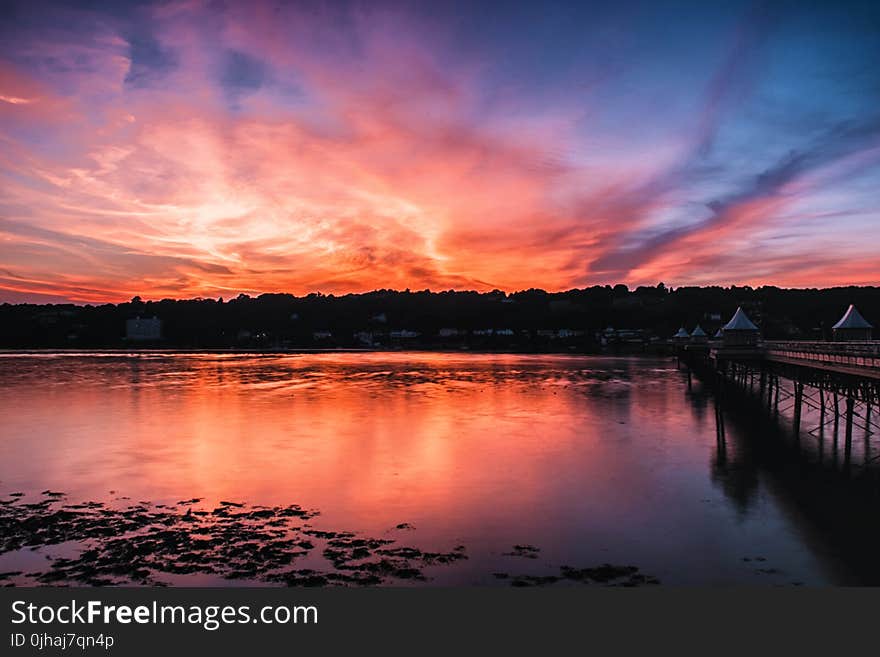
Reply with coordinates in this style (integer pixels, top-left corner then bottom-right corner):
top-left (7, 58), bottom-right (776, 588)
top-left (763, 341), bottom-right (880, 369)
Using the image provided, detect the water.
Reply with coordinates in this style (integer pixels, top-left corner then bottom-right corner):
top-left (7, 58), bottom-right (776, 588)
top-left (0, 352), bottom-right (870, 585)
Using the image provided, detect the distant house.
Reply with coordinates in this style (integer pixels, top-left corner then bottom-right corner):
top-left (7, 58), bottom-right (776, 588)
top-left (126, 316), bottom-right (162, 341)
top-left (494, 328), bottom-right (515, 336)
top-left (390, 329), bottom-right (419, 339)
top-left (600, 327), bottom-right (645, 346)
top-left (832, 305), bottom-right (873, 341)
top-left (557, 329), bottom-right (583, 338)
top-left (438, 328), bottom-right (460, 337)
top-left (313, 330), bottom-right (332, 340)
top-left (473, 329), bottom-right (494, 336)
top-left (353, 331), bottom-right (374, 346)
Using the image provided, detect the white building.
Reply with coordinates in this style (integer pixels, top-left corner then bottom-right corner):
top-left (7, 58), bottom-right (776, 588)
top-left (126, 316), bottom-right (161, 341)
top-left (353, 331), bottom-right (374, 346)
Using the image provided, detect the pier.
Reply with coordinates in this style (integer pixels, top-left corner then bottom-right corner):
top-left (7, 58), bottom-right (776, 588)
top-left (677, 305), bottom-right (879, 478)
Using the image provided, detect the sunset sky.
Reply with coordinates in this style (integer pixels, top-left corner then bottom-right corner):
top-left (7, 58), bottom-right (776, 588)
top-left (1, 0), bottom-right (879, 303)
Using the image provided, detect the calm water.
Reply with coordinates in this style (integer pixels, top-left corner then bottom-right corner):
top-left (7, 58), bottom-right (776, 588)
top-left (0, 352), bottom-right (869, 585)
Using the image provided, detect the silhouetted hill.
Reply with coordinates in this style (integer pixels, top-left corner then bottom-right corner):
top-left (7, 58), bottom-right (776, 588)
top-left (0, 284), bottom-right (877, 350)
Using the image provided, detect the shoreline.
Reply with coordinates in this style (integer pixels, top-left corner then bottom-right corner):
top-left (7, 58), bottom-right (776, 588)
top-left (0, 347), bottom-right (664, 356)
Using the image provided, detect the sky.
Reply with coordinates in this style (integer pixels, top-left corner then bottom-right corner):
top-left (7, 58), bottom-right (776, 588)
top-left (1, 0), bottom-right (879, 303)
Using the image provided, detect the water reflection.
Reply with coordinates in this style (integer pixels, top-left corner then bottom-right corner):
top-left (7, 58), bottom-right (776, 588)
top-left (0, 353), bottom-right (872, 585)
top-left (699, 371), bottom-right (880, 585)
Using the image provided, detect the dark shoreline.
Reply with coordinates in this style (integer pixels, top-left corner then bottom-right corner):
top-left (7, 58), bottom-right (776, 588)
top-left (0, 347), bottom-right (660, 356)
top-left (4, 286), bottom-right (877, 351)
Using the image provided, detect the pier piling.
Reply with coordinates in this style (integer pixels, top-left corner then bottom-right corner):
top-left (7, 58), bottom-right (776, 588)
top-left (844, 396), bottom-right (854, 475)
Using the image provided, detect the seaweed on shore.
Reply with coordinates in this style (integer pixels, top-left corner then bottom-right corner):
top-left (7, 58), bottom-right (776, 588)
top-left (0, 491), bottom-right (466, 587)
top-left (494, 564), bottom-right (660, 587)
top-left (1, 491), bottom-right (661, 587)
top-left (503, 544), bottom-right (541, 559)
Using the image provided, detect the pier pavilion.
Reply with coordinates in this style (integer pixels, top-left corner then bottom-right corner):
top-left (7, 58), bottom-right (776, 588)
top-left (832, 305), bottom-right (873, 341)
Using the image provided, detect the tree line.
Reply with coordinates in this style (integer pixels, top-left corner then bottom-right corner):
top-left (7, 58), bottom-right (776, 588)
top-left (0, 284), bottom-right (876, 349)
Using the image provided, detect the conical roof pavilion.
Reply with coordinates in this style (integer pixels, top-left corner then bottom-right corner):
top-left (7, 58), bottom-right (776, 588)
top-left (691, 325), bottom-right (707, 337)
top-left (714, 329), bottom-right (723, 339)
top-left (832, 304), bottom-right (873, 330)
top-left (673, 327), bottom-right (690, 338)
top-left (722, 307), bottom-right (758, 331)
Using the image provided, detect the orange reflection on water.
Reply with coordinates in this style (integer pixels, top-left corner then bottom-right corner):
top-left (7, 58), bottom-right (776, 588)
top-left (1, 353), bottom-right (666, 524)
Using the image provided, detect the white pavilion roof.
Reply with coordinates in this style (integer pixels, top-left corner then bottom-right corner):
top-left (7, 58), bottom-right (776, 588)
top-left (722, 307), bottom-right (758, 331)
top-left (691, 325), bottom-right (707, 337)
top-left (673, 327), bottom-right (690, 338)
top-left (832, 304), bottom-right (873, 329)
